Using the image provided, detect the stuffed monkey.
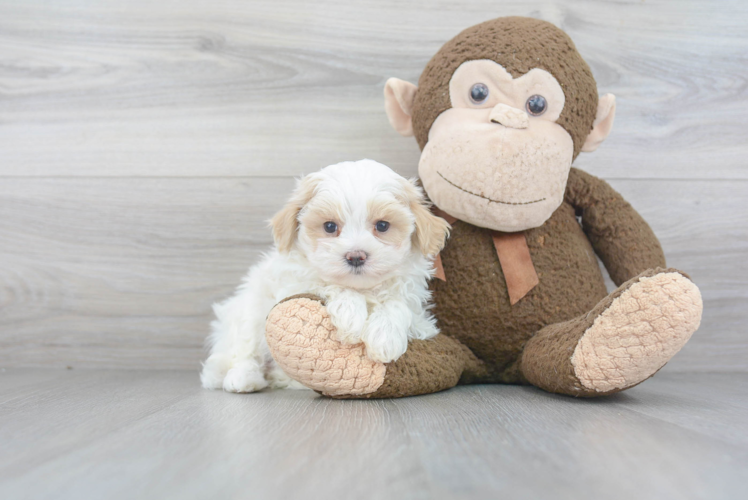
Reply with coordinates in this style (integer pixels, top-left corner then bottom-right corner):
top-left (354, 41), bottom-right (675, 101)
top-left (264, 17), bottom-right (703, 398)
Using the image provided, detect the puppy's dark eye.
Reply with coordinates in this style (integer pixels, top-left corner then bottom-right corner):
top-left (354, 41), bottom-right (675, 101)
top-left (323, 221), bottom-right (338, 234)
top-left (375, 221), bottom-right (390, 232)
top-left (526, 95), bottom-right (547, 116)
top-left (469, 83), bottom-right (489, 104)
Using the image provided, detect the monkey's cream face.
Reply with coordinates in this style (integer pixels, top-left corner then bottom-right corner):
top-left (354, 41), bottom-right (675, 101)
top-left (419, 60), bottom-right (574, 232)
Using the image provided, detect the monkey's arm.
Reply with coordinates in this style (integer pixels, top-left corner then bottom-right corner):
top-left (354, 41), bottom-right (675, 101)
top-left (564, 167), bottom-right (665, 286)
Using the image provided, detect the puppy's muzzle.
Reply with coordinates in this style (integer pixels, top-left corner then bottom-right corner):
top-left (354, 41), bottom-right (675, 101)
top-left (345, 251), bottom-right (368, 268)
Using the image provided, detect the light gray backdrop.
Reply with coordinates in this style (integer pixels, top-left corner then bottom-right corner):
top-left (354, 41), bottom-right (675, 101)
top-left (1, 0), bottom-right (746, 371)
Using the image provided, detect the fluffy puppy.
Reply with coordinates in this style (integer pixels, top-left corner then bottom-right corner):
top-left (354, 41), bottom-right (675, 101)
top-left (200, 159), bottom-right (451, 393)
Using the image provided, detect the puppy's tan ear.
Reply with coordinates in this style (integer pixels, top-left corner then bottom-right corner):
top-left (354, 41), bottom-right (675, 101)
top-left (270, 175), bottom-right (319, 253)
top-left (401, 179), bottom-right (451, 257)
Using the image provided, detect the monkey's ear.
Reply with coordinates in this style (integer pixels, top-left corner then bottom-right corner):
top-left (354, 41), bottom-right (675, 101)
top-left (384, 78), bottom-right (418, 137)
top-left (582, 94), bottom-right (616, 153)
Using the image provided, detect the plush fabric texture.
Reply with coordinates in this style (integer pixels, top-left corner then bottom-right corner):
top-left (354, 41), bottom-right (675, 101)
top-left (419, 108), bottom-right (574, 231)
top-left (333, 333), bottom-right (485, 400)
top-left (491, 232), bottom-right (539, 304)
top-left (412, 16), bottom-right (598, 159)
top-left (489, 102), bottom-right (530, 129)
top-left (266, 296), bottom-right (386, 396)
top-left (428, 168), bottom-right (664, 383)
top-left (266, 295), bottom-right (484, 399)
top-left (432, 210), bottom-right (540, 303)
top-left (448, 61), bottom-right (567, 125)
top-left (565, 168), bottom-right (666, 286)
top-left (520, 268), bottom-right (701, 397)
top-left (571, 271), bottom-right (702, 392)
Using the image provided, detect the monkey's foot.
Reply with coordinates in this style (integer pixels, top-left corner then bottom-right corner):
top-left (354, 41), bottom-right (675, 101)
top-left (522, 268), bottom-right (703, 396)
top-left (265, 295), bottom-right (386, 397)
top-left (571, 269), bottom-right (702, 392)
top-left (266, 295), bottom-right (476, 398)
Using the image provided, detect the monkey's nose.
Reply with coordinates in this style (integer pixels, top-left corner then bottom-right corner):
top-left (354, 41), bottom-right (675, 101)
top-left (489, 103), bottom-right (529, 129)
top-left (345, 251), bottom-right (368, 268)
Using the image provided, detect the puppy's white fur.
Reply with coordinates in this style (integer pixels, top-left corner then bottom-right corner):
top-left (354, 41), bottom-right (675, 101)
top-left (200, 159), bottom-right (450, 393)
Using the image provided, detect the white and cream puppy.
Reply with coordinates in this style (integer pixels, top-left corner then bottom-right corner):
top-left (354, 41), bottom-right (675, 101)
top-left (200, 159), bottom-right (451, 393)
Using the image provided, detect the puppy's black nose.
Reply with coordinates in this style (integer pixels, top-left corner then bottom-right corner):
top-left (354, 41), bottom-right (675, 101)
top-left (345, 251), bottom-right (367, 268)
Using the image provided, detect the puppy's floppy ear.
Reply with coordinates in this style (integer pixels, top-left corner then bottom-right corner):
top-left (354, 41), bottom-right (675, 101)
top-left (270, 174), bottom-right (320, 253)
top-left (401, 178), bottom-right (451, 257)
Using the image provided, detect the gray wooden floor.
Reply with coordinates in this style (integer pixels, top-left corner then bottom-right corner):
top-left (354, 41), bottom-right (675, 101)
top-left (0, 370), bottom-right (745, 500)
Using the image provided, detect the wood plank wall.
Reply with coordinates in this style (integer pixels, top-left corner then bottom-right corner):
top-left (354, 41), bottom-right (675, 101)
top-left (1, 0), bottom-right (746, 371)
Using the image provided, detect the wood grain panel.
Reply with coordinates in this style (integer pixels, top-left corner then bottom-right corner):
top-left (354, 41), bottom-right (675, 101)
top-left (0, 177), bottom-right (745, 371)
top-left (0, 0), bottom-right (746, 179)
top-left (0, 177), bottom-right (289, 369)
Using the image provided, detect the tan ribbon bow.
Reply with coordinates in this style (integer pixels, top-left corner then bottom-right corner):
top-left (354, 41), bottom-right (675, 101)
top-left (432, 207), bottom-right (539, 305)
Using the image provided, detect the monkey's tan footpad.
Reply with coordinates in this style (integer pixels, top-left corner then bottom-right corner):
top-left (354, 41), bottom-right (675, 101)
top-left (571, 272), bottom-right (703, 392)
top-left (266, 297), bottom-right (386, 396)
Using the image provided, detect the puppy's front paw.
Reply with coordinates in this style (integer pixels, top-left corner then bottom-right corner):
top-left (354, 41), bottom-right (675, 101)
top-left (362, 310), bottom-right (409, 363)
top-left (326, 291), bottom-right (368, 344)
top-left (222, 361), bottom-right (269, 393)
top-left (201, 353), bottom-right (231, 390)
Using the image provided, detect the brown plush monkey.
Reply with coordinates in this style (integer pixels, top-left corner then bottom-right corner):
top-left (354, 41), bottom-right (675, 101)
top-left (265, 17), bottom-right (703, 398)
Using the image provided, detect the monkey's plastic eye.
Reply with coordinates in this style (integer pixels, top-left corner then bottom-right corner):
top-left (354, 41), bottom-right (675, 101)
top-left (376, 221), bottom-right (390, 232)
top-left (323, 221), bottom-right (338, 234)
top-left (469, 83), bottom-right (490, 104)
top-left (526, 95), bottom-right (547, 116)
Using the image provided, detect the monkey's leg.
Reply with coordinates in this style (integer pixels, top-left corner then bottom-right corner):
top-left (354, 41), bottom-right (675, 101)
top-left (265, 295), bottom-right (483, 399)
top-left (520, 268), bottom-right (703, 397)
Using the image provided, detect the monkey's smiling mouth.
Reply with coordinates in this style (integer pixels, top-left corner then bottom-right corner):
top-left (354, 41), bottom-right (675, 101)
top-left (437, 171), bottom-right (546, 206)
